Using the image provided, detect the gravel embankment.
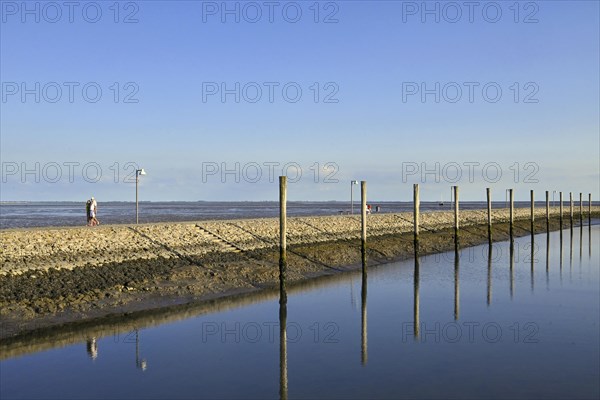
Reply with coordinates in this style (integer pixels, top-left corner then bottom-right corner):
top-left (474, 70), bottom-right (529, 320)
top-left (1, 207), bottom-right (594, 276)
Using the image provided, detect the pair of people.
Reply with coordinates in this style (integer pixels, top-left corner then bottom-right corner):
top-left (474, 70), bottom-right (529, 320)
top-left (86, 197), bottom-right (99, 226)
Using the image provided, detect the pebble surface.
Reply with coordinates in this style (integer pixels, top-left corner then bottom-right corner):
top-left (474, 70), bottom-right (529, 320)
top-left (1, 207), bottom-right (594, 276)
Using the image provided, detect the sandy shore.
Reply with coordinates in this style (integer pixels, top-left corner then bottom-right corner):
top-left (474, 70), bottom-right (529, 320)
top-left (3, 207), bottom-right (592, 275)
top-left (1, 207), bottom-right (597, 339)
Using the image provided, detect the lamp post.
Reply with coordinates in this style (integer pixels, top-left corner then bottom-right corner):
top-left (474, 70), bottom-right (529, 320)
top-left (136, 168), bottom-right (146, 224)
top-left (505, 189), bottom-right (511, 208)
top-left (552, 190), bottom-right (556, 207)
top-left (350, 180), bottom-right (358, 214)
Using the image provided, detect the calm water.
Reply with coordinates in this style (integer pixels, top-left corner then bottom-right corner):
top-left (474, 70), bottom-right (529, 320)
top-left (1, 225), bottom-right (598, 399)
top-left (0, 201), bottom-right (559, 229)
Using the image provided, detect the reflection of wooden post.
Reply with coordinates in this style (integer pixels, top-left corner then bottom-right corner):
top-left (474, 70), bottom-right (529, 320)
top-left (279, 298), bottom-right (288, 400)
top-left (559, 192), bottom-right (563, 226)
top-left (361, 263), bottom-right (367, 365)
top-left (454, 246), bottom-right (459, 320)
top-left (487, 245), bottom-right (492, 306)
top-left (453, 186), bottom-right (459, 238)
top-left (545, 190), bottom-right (550, 230)
top-left (361, 181), bottom-right (367, 256)
top-left (546, 231), bottom-right (550, 290)
top-left (413, 251), bottom-right (420, 340)
top-left (486, 188), bottom-right (492, 243)
top-left (530, 235), bottom-right (535, 293)
top-left (279, 176), bottom-right (287, 304)
top-left (530, 189), bottom-right (535, 233)
top-left (509, 189), bottom-right (514, 239)
top-left (413, 184), bottom-right (419, 244)
top-left (509, 241), bottom-right (515, 299)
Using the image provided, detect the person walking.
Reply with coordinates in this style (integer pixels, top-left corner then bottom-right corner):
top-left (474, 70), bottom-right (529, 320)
top-left (90, 197), bottom-right (100, 226)
top-left (86, 199), bottom-right (92, 226)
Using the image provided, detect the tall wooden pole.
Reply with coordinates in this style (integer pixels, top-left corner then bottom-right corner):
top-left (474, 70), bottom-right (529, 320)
top-left (361, 181), bottom-right (367, 256)
top-left (530, 189), bottom-right (535, 233)
top-left (486, 187), bottom-right (492, 243)
top-left (545, 190), bottom-right (550, 230)
top-left (509, 189), bottom-right (514, 238)
top-left (589, 193), bottom-right (592, 224)
top-left (559, 192), bottom-right (563, 226)
top-left (569, 192), bottom-right (573, 225)
top-left (279, 176), bottom-right (287, 304)
top-left (579, 193), bottom-right (583, 221)
top-left (413, 184), bottom-right (420, 244)
top-left (135, 173), bottom-right (139, 224)
top-left (453, 186), bottom-right (459, 239)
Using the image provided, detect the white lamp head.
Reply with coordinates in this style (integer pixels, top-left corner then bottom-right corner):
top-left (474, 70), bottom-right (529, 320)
top-left (139, 168), bottom-right (146, 176)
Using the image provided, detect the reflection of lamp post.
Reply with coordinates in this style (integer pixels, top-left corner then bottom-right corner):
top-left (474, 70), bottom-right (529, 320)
top-left (135, 328), bottom-right (147, 371)
top-left (350, 180), bottom-right (358, 214)
top-left (136, 169), bottom-right (146, 224)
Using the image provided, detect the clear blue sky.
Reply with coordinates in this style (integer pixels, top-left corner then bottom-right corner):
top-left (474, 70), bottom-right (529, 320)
top-left (1, 0), bottom-right (598, 202)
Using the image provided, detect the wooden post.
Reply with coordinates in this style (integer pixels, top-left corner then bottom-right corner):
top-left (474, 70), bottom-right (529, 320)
top-left (486, 188), bottom-right (492, 243)
top-left (589, 193), bottom-right (592, 223)
top-left (559, 192), bottom-right (563, 226)
top-left (413, 184), bottom-right (420, 243)
top-left (279, 176), bottom-right (287, 304)
top-left (579, 193), bottom-right (583, 221)
top-left (453, 186), bottom-right (459, 237)
top-left (361, 181), bottom-right (367, 256)
top-left (530, 189), bottom-right (535, 233)
top-left (545, 190), bottom-right (550, 229)
top-left (569, 192), bottom-right (573, 224)
top-left (509, 189), bottom-right (514, 238)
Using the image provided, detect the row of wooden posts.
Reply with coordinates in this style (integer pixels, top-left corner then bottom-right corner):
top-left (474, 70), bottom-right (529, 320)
top-left (278, 176), bottom-right (594, 277)
top-left (415, 186), bottom-right (593, 244)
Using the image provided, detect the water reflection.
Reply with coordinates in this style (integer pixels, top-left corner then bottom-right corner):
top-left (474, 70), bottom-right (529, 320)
top-left (454, 242), bottom-right (460, 320)
top-left (590, 222), bottom-right (592, 259)
top-left (546, 232), bottom-right (550, 290)
top-left (135, 329), bottom-right (147, 371)
top-left (413, 246), bottom-right (420, 340)
top-left (279, 259), bottom-right (288, 400)
top-left (570, 224), bottom-right (574, 281)
top-left (279, 289), bottom-right (287, 400)
top-left (530, 234), bottom-right (535, 293)
top-left (361, 254), bottom-right (368, 365)
top-left (509, 241), bottom-right (515, 299)
top-left (487, 245), bottom-right (492, 306)
top-left (560, 228), bottom-right (564, 284)
top-left (579, 223), bottom-right (583, 265)
top-left (86, 337), bottom-right (98, 361)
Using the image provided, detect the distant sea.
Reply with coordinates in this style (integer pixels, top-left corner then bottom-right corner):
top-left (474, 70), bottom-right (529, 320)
top-left (0, 201), bottom-right (584, 229)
